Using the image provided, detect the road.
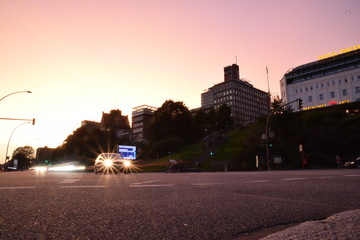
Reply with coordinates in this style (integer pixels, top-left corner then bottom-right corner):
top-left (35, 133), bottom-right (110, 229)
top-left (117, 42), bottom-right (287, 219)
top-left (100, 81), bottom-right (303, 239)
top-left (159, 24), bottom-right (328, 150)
top-left (0, 169), bottom-right (359, 239)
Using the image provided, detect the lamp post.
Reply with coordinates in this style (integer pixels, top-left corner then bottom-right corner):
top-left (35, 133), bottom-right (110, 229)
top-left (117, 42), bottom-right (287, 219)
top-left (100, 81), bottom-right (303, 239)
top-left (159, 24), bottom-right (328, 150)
top-left (5, 121), bottom-right (33, 163)
top-left (264, 98), bottom-right (301, 170)
top-left (0, 91), bottom-right (32, 102)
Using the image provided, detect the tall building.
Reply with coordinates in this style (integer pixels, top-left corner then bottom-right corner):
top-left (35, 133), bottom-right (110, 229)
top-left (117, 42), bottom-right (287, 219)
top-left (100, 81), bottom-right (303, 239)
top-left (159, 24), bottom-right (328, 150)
top-left (132, 105), bottom-right (157, 143)
top-left (100, 109), bottom-right (131, 139)
top-left (280, 48), bottom-right (360, 110)
top-left (201, 64), bottom-right (270, 126)
top-left (36, 146), bottom-right (56, 162)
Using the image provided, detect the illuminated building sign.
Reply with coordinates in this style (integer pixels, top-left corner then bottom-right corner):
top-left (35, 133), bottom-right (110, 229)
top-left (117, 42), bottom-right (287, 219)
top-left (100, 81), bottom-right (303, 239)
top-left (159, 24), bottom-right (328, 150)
top-left (118, 145), bottom-right (136, 160)
top-left (318, 45), bottom-right (360, 60)
top-left (303, 100), bottom-right (350, 110)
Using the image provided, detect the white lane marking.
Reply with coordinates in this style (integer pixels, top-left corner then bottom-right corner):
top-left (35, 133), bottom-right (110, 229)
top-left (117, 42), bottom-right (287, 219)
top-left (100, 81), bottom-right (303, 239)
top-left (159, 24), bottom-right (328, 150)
top-left (344, 175), bottom-right (360, 177)
top-left (131, 180), bottom-right (160, 185)
top-left (191, 183), bottom-right (225, 186)
top-left (60, 185), bottom-right (106, 188)
top-left (129, 184), bottom-right (174, 188)
top-left (59, 178), bottom-right (80, 184)
top-left (130, 180), bottom-right (173, 188)
top-left (245, 180), bottom-right (271, 183)
top-left (316, 176), bottom-right (335, 179)
top-left (0, 186), bottom-right (36, 190)
top-left (281, 178), bottom-right (308, 181)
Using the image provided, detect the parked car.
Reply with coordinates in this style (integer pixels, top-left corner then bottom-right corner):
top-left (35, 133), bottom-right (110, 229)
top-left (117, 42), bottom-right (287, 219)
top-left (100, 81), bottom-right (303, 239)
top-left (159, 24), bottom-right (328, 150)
top-left (344, 157), bottom-right (360, 169)
top-left (94, 153), bottom-right (132, 174)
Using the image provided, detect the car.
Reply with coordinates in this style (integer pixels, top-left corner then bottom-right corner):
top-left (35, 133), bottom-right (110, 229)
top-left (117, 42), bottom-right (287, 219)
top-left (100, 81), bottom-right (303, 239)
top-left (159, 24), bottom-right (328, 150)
top-left (344, 157), bottom-right (360, 169)
top-left (94, 153), bottom-right (132, 174)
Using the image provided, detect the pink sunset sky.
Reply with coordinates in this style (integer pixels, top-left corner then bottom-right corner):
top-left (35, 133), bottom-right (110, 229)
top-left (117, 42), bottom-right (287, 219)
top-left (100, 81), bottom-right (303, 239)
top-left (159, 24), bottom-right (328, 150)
top-left (0, 0), bottom-right (359, 162)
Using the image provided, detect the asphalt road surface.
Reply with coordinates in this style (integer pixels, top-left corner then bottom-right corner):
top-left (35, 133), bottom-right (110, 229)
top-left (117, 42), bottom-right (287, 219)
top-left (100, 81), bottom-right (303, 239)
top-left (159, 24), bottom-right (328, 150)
top-left (1, 169), bottom-right (359, 240)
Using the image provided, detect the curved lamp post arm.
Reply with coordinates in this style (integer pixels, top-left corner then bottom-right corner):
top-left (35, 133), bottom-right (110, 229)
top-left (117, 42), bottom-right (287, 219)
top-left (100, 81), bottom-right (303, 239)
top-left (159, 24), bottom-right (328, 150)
top-left (0, 91), bottom-right (32, 102)
top-left (5, 122), bottom-right (31, 163)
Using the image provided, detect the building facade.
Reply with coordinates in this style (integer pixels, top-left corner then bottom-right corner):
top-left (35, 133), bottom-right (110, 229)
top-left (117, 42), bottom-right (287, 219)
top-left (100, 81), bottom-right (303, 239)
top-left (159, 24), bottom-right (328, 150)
top-left (280, 49), bottom-right (360, 110)
top-left (201, 64), bottom-right (270, 126)
top-left (132, 105), bottom-right (157, 143)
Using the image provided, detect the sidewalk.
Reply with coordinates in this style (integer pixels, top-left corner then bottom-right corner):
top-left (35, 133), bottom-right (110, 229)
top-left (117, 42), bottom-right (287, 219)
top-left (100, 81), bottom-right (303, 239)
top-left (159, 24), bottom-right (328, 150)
top-left (261, 209), bottom-right (360, 240)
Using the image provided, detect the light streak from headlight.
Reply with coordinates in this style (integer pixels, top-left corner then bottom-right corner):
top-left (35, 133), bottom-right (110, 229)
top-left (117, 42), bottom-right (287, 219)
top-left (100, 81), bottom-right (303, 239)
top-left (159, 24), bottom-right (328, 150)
top-left (48, 165), bottom-right (86, 172)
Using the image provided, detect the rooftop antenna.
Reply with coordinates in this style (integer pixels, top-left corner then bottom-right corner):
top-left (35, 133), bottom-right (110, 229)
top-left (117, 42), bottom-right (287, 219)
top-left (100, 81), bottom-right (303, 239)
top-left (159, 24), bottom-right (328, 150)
top-left (266, 66), bottom-right (272, 110)
top-left (235, 55), bottom-right (237, 64)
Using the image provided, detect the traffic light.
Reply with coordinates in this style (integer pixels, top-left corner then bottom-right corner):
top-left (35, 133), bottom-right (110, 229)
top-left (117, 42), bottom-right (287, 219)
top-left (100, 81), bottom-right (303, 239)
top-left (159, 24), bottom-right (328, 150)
top-left (210, 150), bottom-right (214, 156)
top-left (32, 118), bottom-right (36, 125)
top-left (297, 98), bottom-right (303, 110)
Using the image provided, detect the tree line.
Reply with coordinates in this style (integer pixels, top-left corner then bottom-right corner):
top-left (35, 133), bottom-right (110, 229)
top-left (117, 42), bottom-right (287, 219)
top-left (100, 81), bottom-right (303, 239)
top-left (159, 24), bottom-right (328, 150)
top-left (21, 100), bottom-right (233, 166)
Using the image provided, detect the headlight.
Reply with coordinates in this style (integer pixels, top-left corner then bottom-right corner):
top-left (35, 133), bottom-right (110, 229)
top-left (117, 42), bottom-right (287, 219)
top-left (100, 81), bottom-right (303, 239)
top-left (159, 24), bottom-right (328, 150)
top-left (104, 159), bottom-right (113, 167)
top-left (35, 166), bottom-right (48, 172)
top-left (123, 160), bottom-right (132, 167)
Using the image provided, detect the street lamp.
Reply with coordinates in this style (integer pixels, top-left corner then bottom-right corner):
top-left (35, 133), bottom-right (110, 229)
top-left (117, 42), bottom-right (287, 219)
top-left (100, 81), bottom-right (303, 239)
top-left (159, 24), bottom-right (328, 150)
top-left (0, 91), bottom-right (32, 102)
top-left (5, 121), bottom-right (33, 163)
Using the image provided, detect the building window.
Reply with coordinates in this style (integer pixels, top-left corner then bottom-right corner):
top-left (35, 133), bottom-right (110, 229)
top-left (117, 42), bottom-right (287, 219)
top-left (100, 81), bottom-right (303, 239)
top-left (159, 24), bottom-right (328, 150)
top-left (308, 96), bottom-right (313, 102)
top-left (356, 86), bottom-right (360, 94)
top-left (330, 92), bottom-right (335, 98)
top-left (319, 94), bottom-right (324, 100)
top-left (342, 89), bottom-right (347, 96)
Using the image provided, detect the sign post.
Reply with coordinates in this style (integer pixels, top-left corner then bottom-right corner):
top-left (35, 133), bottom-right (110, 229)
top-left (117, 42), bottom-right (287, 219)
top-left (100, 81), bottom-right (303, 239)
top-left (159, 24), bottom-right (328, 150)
top-left (299, 144), bottom-right (305, 169)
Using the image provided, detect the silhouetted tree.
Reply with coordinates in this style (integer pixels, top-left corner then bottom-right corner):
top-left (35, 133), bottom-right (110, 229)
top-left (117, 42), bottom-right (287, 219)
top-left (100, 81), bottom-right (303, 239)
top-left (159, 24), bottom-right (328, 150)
top-left (271, 95), bottom-right (292, 115)
top-left (11, 146), bottom-right (35, 170)
top-left (147, 100), bottom-right (196, 156)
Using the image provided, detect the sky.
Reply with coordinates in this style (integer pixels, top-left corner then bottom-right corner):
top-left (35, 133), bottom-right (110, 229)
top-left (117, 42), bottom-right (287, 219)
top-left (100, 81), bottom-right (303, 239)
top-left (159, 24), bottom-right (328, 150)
top-left (0, 0), bottom-right (359, 163)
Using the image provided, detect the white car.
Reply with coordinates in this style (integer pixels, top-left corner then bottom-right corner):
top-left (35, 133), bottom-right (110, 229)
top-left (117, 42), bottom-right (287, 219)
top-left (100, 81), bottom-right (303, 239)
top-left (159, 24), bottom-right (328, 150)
top-left (94, 153), bottom-right (132, 174)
